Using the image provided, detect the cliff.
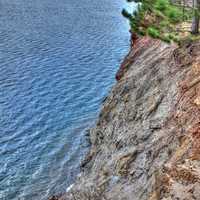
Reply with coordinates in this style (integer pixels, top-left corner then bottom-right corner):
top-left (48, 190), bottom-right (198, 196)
top-left (53, 36), bottom-right (200, 200)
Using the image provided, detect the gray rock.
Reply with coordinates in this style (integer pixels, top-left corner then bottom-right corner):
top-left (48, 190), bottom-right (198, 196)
top-left (56, 37), bottom-right (200, 200)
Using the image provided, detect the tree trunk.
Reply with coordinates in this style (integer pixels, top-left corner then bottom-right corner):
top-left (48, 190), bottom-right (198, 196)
top-left (191, 0), bottom-right (200, 34)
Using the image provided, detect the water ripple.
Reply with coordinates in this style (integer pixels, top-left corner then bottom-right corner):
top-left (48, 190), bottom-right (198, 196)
top-left (0, 0), bottom-right (131, 199)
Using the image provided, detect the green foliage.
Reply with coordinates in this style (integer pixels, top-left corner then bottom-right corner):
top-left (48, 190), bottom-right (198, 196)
top-left (161, 33), bottom-right (180, 43)
top-left (122, 0), bottom-right (195, 44)
top-left (160, 20), bottom-right (170, 28)
top-left (122, 9), bottom-right (132, 20)
top-left (147, 27), bottom-right (160, 38)
top-left (161, 35), bottom-right (171, 43)
top-left (165, 7), bottom-right (182, 23)
top-left (155, 0), bottom-right (169, 11)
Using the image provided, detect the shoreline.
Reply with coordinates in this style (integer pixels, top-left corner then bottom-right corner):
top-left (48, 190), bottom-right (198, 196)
top-left (48, 31), bottom-right (134, 200)
top-left (51, 35), bottom-right (200, 199)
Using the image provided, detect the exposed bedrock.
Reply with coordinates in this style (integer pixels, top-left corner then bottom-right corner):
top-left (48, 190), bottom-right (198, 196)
top-left (56, 37), bottom-right (200, 200)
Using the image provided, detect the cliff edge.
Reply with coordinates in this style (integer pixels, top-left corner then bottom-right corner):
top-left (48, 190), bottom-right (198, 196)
top-left (55, 37), bottom-right (200, 200)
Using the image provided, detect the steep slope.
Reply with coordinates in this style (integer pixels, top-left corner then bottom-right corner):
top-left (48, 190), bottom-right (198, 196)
top-left (56, 37), bottom-right (200, 200)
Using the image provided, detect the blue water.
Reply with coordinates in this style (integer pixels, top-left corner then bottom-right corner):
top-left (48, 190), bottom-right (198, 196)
top-left (0, 0), bottom-right (131, 199)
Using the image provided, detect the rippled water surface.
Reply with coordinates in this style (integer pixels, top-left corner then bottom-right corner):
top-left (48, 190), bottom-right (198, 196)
top-left (0, 0), bottom-right (130, 199)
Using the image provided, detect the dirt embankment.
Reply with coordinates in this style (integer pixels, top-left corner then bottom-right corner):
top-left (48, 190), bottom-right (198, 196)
top-left (53, 36), bottom-right (200, 200)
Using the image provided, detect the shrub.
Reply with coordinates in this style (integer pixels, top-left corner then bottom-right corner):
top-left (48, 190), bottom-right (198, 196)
top-left (147, 27), bottom-right (160, 38)
top-left (155, 0), bottom-right (169, 11)
top-left (161, 33), bottom-right (180, 43)
top-left (166, 7), bottom-right (182, 23)
top-left (121, 9), bottom-right (132, 20)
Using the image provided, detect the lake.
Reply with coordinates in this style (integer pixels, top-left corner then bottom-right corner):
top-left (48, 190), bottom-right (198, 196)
top-left (0, 0), bottom-right (130, 199)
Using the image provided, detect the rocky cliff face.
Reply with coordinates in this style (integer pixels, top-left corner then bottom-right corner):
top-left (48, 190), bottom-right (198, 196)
top-left (56, 37), bottom-right (200, 200)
